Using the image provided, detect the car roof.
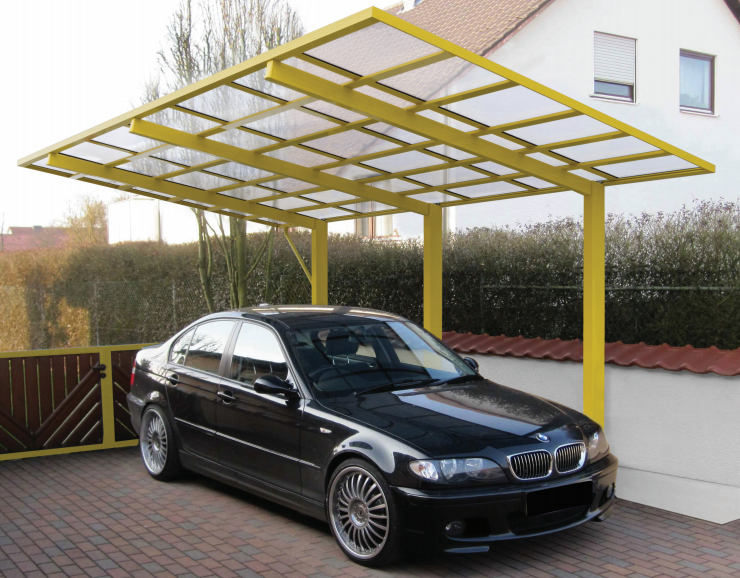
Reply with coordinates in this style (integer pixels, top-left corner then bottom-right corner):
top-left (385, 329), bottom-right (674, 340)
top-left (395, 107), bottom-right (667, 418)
top-left (197, 305), bottom-right (411, 330)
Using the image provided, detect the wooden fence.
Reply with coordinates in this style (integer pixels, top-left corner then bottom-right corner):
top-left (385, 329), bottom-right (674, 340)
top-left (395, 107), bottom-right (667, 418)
top-left (0, 345), bottom-right (146, 461)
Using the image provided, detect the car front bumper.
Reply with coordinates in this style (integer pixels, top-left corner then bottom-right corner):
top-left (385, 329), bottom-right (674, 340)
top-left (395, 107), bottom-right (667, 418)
top-left (392, 453), bottom-right (618, 554)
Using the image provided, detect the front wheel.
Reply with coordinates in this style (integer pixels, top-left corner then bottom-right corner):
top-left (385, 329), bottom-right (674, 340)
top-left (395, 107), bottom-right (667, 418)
top-left (139, 405), bottom-right (183, 481)
top-left (327, 458), bottom-right (404, 567)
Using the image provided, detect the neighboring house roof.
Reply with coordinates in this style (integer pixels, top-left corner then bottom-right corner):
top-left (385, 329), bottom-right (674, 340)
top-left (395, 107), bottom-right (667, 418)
top-left (1, 226), bottom-right (71, 253)
top-left (387, 0), bottom-right (555, 56)
top-left (443, 331), bottom-right (740, 377)
top-left (388, 0), bottom-right (740, 56)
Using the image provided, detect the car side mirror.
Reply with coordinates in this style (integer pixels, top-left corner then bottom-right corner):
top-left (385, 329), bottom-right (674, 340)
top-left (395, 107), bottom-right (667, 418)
top-left (463, 357), bottom-right (479, 372)
top-left (254, 374), bottom-right (297, 397)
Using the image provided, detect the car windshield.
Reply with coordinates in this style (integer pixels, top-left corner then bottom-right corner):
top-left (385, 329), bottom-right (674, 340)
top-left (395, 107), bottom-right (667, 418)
top-left (289, 319), bottom-right (477, 398)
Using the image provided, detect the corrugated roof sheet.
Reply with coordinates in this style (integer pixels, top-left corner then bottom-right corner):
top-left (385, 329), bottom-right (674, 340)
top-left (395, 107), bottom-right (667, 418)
top-left (443, 332), bottom-right (740, 377)
top-left (387, 0), bottom-right (555, 56)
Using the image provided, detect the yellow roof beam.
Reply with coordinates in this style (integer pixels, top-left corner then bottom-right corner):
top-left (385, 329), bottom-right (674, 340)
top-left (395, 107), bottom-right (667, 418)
top-left (130, 118), bottom-right (431, 215)
top-left (265, 60), bottom-right (596, 196)
top-left (45, 153), bottom-right (318, 229)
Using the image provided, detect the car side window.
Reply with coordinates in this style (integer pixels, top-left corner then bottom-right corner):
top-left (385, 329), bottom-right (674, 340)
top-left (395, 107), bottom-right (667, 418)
top-left (230, 323), bottom-right (289, 386)
top-left (184, 320), bottom-right (235, 375)
top-left (170, 329), bottom-right (194, 365)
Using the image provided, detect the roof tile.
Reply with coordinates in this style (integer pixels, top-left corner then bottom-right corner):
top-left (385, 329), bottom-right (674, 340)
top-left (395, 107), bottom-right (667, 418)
top-left (443, 332), bottom-right (740, 377)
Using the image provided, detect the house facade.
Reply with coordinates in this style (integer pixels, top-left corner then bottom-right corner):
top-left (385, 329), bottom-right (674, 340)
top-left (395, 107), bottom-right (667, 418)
top-left (374, 0), bottom-right (740, 239)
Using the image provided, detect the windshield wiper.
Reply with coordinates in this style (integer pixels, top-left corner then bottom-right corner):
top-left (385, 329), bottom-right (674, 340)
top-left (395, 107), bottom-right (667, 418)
top-left (355, 378), bottom-right (437, 396)
top-left (431, 374), bottom-right (485, 387)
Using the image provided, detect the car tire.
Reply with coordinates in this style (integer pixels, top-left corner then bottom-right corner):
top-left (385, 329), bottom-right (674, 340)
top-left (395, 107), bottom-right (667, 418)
top-left (326, 458), bottom-right (404, 567)
top-left (139, 405), bottom-right (183, 481)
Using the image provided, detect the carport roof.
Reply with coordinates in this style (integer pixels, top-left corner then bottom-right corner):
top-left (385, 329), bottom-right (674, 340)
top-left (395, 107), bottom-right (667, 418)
top-left (18, 7), bottom-right (714, 230)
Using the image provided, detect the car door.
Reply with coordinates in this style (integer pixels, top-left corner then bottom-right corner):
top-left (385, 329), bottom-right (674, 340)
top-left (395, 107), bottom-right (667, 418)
top-left (166, 319), bottom-right (237, 460)
top-left (216, 321), bottom-right (303, 494)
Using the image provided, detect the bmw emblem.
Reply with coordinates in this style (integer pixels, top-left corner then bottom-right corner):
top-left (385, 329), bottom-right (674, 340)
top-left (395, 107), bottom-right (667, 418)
top-left (535, 433), bottom-right (550, 442)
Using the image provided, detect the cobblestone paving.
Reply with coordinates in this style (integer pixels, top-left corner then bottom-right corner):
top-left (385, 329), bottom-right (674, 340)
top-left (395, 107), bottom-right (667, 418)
top-left (1, 448), bottom-right (739, 578)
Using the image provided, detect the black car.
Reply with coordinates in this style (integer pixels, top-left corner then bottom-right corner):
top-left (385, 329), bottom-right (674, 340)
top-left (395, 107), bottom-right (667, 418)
top-left (127, 305), bottom-right (617, 567)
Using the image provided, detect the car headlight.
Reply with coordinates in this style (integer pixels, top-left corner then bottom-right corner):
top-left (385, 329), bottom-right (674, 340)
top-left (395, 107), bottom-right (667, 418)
top-left (409, 458), bottom-right (506, 484)
top-left (587, 429), bottom-right (610, 463)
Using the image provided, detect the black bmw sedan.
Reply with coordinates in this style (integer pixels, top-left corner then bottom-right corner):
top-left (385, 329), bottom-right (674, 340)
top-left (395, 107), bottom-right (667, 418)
top-left (127, 305), bottom-right (617, 567)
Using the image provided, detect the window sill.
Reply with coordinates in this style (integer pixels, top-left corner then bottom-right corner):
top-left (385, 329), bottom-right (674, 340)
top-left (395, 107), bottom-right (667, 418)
top-left (680, 108), bottom-right (719, 118)
top-left (590, 94), bottom-right (639, 105)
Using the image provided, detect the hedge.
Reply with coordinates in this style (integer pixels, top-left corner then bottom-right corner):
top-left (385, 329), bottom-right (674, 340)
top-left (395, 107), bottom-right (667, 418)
top-left (1, 200), bottom-right (738, 351)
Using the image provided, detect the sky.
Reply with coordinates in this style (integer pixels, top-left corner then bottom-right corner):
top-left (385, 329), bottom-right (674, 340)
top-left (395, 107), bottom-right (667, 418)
top-left (2, 0), bottom-right (380, 230)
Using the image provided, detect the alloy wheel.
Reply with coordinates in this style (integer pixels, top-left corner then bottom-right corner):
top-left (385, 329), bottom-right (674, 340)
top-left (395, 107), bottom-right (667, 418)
top-left (141, 410), bottom-right (168, 475)
top-left (329, 466), bottom-right (389, 560)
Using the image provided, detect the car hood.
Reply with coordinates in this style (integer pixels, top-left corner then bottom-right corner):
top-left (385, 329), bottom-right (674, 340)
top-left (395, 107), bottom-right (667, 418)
top-left (320, 379), bottom-right (589, 456)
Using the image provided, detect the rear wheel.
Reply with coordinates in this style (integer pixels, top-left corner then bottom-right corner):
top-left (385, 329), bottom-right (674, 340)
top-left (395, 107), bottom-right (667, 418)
top-left (327, 458), bottom-right (403, 567)
top-left (140, 405), bottom-right (182, 481)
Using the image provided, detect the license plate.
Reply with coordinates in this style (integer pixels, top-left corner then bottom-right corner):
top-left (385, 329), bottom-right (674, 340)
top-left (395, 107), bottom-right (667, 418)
top-left (526, 481), bottom-right (593, 517)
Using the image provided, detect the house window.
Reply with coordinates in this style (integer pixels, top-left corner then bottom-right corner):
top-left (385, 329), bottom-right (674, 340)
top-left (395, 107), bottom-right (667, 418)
top-left (357, 205), bottom-right (394, 238)
top-left (680, 50), bottom-right (714, 113)
top-left (594, 32), bottom-right (636, 102)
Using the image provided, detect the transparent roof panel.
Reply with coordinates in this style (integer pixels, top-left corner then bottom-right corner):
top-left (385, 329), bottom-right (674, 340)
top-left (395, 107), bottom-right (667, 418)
top-left (144, 108), bottom-right (220, 134)
top-left (354, 85), bottom-right (414, 108)
top-left (263, 146), bottom-right (334, 167)
top-left (342, 201), bottom-right (395, 213)
top-left (380, 58), bottom-right (504, 101)
top-left (208, 128), bottom-right (278, 150)
top-left (32, 159), bottom-right (75, 174)
top-left (471, 161), bottom-right (518, 176)
top-left (409, 167), bottom-right (484, 187)
top-left (204, 162), bottom-right (273, 181)
top-left (371, 179), bottom-right (423, 193)
top-left (166, 171), bottom-right (236, 190)
top-left (363, 150), bottom-right (446, 173)
top-left (298, 207), bottom-right (352, 219)
top-left (569, 169), bottom-right (605, 181)
top-left (596, 156), bottom-right (697, 178)
top-left (82, 176), bottom-right (126, 187)
top-left (302, 190), bottom-right (357, 203)
top-left (179, 85), bottom-right (276, 122)
top-left (242, 108), bottom-right (338, 140)
top-left (234, 68), bottom-right (305, 101)
top-left (260, 178), bottom-right (315, 193)
top-left (304, 22), bottom-right (439, 76)
top-left (445, 86), bottom-right (570, 128)
top-left (425, 144), bottom-right (475, 161)
top-left (480, 133), bottom-right (525, 150)
top-left (304, 130), bottom-right (399, 158)
top-left (365, 123), bottom-right (428, 144)
top-left (417, 109), bottom-right (477, 132)
top-left (118, 157), bottom-right (180, 177)
top-left (219, 186), bottom-right (276, 201)
top-left (282, 57), bottom-right (352, 84)
top-left (153, 146), bottom-right (221, 167)
top-left (553, 136), bottom-right (659, 163)
top-left (302, 101), bottom-right (366, 123)
top-left (92, 127), bottom-right (162, 153)
top-left (408, 191), bottom-right (459, 203)
top-left (133, 188), bottom-right (176, 199)
top-left (323, 164), bottom-right (381, 180)
top-left (62, 142), bottom-right (132, 164)
top-left (259, 197), bottom-right (317, 210)
top-left (514, 176), bottom-right (556, 189)
top-left (449, 181), bottom-right (526, 198)
top-left (506, 116), bottom-right (614, 146)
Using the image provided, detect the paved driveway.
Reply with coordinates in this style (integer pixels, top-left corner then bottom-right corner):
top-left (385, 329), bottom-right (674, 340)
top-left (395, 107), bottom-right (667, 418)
top-left (1, 448), bottom-right (739, 578)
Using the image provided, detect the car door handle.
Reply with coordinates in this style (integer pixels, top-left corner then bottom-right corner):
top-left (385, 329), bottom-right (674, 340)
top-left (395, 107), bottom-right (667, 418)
top-left (218, 389), bottom-right (236, 404)
top-left (167, 373), bottom-right (180, 386)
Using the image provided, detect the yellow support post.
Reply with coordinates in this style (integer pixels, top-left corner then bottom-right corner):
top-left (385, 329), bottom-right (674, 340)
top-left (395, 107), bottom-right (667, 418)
top-left (98, 348), bottom-right (118, 447)
top-left (423, 205), bottom-right (443, 338)
top-left (583, 182), bottom-right (606, 425)
top-left (312, 221), bottom-right (328, 305)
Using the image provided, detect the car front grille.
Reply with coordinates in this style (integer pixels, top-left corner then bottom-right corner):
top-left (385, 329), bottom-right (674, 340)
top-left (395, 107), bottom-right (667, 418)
top-left (555, 443), bottom-right (586, 473)
top-left (509, 450), bottom-right (552, 480)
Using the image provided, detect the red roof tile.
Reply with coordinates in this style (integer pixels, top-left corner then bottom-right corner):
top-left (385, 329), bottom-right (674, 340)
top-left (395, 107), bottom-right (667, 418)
top-left (1, 227), bottom-right (72, 253)
top-left (387, 0), bottom-right (555, 56)
top-left (443, 331), bottom-right (740, 377)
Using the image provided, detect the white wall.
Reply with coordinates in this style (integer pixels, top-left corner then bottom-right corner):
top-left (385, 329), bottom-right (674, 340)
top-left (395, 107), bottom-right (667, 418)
top-left (469, 353), bottom-right (740, 524)
top-left (108, 199), bottom-right (160, 244)
top-left (394, 0), bottom-right (740, 237)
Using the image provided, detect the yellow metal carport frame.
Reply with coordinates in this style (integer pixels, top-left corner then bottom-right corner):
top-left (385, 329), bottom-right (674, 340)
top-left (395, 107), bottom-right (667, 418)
top-left (18, 7), bottom-right (714, 426)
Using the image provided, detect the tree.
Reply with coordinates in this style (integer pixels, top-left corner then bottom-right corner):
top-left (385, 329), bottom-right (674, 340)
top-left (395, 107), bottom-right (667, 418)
top-left (59, 196), bottom-right (108, 246)
top-left (144, 0), bottom-right (304, 308)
